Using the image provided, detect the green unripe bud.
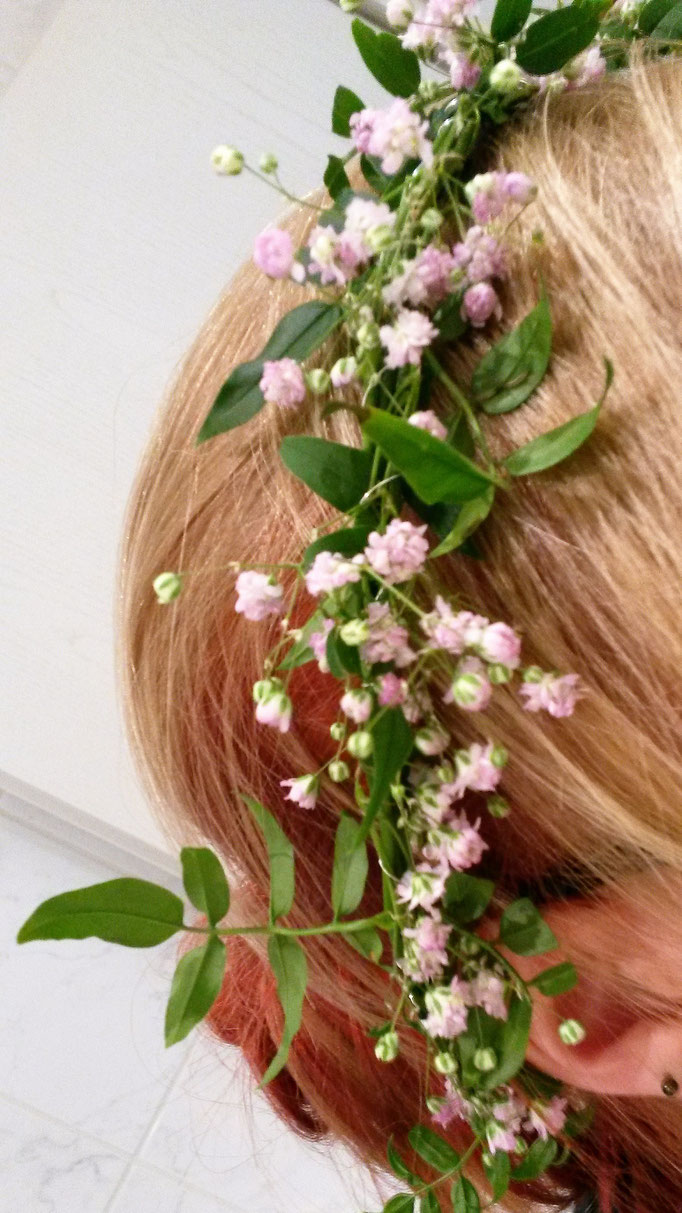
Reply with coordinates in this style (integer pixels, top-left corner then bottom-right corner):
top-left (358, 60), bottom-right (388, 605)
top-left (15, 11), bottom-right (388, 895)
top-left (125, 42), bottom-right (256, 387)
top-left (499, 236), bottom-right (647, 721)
top-left (348, 730), bottom-right (374, 760)
top-left (426, 1095), bottom-right (445, 1115)
top-left (474, 1047), bottom-right (497, 1072)
top-left (306, 368), bottom-right (330, 394)
top-left (559, 1018), bottom-right (586, 1046)
top-left (356, 321), bottom-right (380, 351)
top-left (490, 742), bottom-right (508, 768)
top-left (328, 759), bottom-right (351, 784)
top-left (488, 663), bottom-right (513, 685)
top-left (153, 571), bottom-right (183, 604)
top-left (488, 58), bottom-right (523, 95)
top-left (434, 1051), bottom-right (458, 1076)
top-left (418, 79), bottom-right (441, 102)
top-left (420, 207), bottom-right (443, 232)
top-left (259, 152), bottom-right (278, 174)
top-left (329, 721), bottom-right (346, 742)
top-left (366, 224), bottom-right (394, 254)
top-left (211, 144), bottom-right (244, 175)
top-left (374, 1030), bottom-right (399, 1062)
top-left (339, 618), bottom-right (370, 646)
top-left (340, 0), bottom-right (363, 10)
top-left (253, 677), bottom-right (280, 704)
top-left (487, 794), bottom-right (511, 819)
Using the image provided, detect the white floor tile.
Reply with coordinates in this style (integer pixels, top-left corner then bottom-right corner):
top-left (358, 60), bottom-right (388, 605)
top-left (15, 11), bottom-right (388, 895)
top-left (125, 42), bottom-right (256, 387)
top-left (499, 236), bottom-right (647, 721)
top-left (106, 1164), bottom-right (237, 1213)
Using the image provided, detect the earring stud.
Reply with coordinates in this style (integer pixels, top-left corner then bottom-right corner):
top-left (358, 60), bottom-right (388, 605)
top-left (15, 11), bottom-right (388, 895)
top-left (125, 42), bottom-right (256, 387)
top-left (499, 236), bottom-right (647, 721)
top-left (661, 1074), bottom-right (679, 1097)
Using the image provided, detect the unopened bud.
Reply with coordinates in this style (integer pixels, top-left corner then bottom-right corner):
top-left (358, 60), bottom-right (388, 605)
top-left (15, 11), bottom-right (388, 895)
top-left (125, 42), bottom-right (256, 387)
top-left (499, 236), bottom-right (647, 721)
top-left (366, 224), bottom-right (394, 254)
top-left (253, 677), bottom-right (279, 704)
top-left (414, 725), bottom-right (449, 756)
top-left (489, 59), bottom-right (523, 94)
top-left (339, 618), bottom-right (370, 646)
top-left (474, 1047), bottom-right (497, 1072)
top-left (488, 663), bottom-right (513, 685)
top-left (490, 743), bottom-right (508, 768)
top-left (306, 368), bottom-right (330, 394)
top-left (259, 152), bottom-right (278, 174)
top-left (328, 759), bottom-right (351, 783)
top-left (153, 571), bottom-right (182, 604)
top-left (434, 1051), bottom-right (458, 1075)
top-left (559, 1018), bottom-right (586, 1046)
top-left (374, 1030), bottom-right (399, 1062)
top-left (340, 0), bottom-right (362, 10)
top-left (348, 730), bottom-right (374, 760)
top-left (487, 794), bottom-right (510, 819)
top-left (211, 144), bottom-right (244, 175)
top-left (418, 79), bottom-right (441, 102)
top-left (426, 1095), bottom-right (445, 1115)
top-left (420, 207), bottom-right (443, 232)
top-left (330, 721), bottom-right (346, 741)
top-left (356, 321), bottom-right (380, 351)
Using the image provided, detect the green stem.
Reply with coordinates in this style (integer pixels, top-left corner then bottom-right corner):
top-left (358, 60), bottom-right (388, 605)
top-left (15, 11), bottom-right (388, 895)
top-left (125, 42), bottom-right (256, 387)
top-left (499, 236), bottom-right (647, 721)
top-left (424, 351), bottom-right (500, 477)
top-left (183, 913), bottom-right (389, 939)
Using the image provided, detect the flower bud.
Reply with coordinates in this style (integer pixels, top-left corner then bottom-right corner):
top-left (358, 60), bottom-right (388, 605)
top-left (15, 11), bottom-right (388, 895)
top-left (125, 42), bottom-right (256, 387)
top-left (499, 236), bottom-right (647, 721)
top-left (330, 721), bottom-right (346, 741)
top-left (328, 759), bottom-right (351, 783)
top-left (340, 0), bottom-right (363, 10)
top-left (366, 224), bottom-right (394, 254)
top-left (420, 207), bottom-right (443, 232)
top-left (418, 80), bottom-right (441, 102)
top-left (488, 663), bottom-right (513, 685)
top-left (434, 1051), bottom-right (458, 1076)
top-left (474, 1047), bottom-right (497, 1072)
top-left (490, 743), bottom-right (508, 768)
top-left (414, 725), bottom-right (449, 756)
top-left (374, 1030), bottom-right (399, 1062)
top-left (153, 571), bottom-right (182, 604)
top-left (339, 618), bottom-right (370, 646)
top-left (356, 320), bottom-right (380, 351)
top-left (253, 677), bottom-right (279, 704)
top-left (330, 356), bottom-right (358, 388)
top-left (559, 1018), bottom-right (586, 1046)
top-left (449, 670), bottom-right (491, 712)
top-left (488, 58), bottom-right (523, 94)
top-left (259, 152), bottom-right (278, 174)
top-left (523, 664), bottom-right (545, 684)
top-left (340, 688), bottom-right (373, 723)
top-left (348, 730), bottom-right (374, 760)
top-left (426, 1095), bottom-right (445, 1115)
top-left (211, 144), bottom-right (244, 175)
top-left (306, 368), bottom-right (330, 394)
top-left (487, 794), bottom-right (510, 819)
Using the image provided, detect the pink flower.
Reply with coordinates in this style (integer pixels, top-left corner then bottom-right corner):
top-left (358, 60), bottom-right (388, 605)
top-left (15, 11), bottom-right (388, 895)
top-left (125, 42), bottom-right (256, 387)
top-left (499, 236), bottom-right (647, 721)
top-left (308, 618), bottom-right (334, 671)
top-left (280, 774), bottom-right (319, 810)
top-left (306, 225), bottom-right (350, 286)
top-left (364, 519), bottom-right (429, 585)
top-left (348, 106), bottom-right (380, 154)
top-left (384, 245), bottom-right (456, 310)
top-left (362, 602), bottom-right (416, 667)
top-left (519, 670), bottom-right (581, 717)
top-left (402, 911), bottom-right (451, 981)
top-left (396, 864), bottom-right (447, 912)
top-left (421, 598), bottom-right (488, 655)
top-left (462, 282), bottom-right (501, 327)
top-left (478, 621), bottom-right (522, 668)
top-left (234, 570), bottom-right (284, 622)
top-left (380, 308), bottom-right (438, 368)
top-left (452, 226), bottom-right (508, 284)
top-left (255, 690), bottom-right (292, 733)
top-left (330, 356), bottom-right (358, 388)
top-left (487, 1123), bottom-right (518, 1154)
top-left (447, 51), bottom-right (481, 91)
top-left (351, 98), bottom-right (433, 175)
top-left (408, 409), bottom-right (447, 440)
top-left (343, 198), bottom-right (396, 247)
top-left (377, 672), bottom-right (407, 707)
top-left (569, 46), bottom-right (606, 89)
top-left (427, 0), bottom-right (476, 27)
top-left (446, 741), bottom-right (504, 799)
top-left (386, 0), bottom-right (419, 27)
top-left (253, 227), bottom-right (294, 278)
top-left (304, 550), bottom-right (364, 596)
top-left (423, 816), bottom-right (488, 870)
top-left (502, 171), bottom-right (537, 205)
top-left (423, 976), bottom-right (471, 1039)
top-left (432, 1080), bottom-right (471, 1128)
top-left (445, 656), bottom-right (493, 712)
top-left (465, 172), bottom-right (508, 224)
top-left (526, 1096), bottom-right (568, 1140)
top-left (469, 970), bottom-right (508, 1020)
top-left (340, 688), bottom-right (373, 724)
top-left (259, 358), bottom-right (306, 409)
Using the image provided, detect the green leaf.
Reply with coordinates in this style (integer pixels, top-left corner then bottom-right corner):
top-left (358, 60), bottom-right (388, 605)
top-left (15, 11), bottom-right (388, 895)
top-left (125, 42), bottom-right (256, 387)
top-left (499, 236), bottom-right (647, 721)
top-left (332, 84), bottom-right (365, 137)
top-left (511, 1136), bottom-right (558, 1180)
top-left (197, 302), bottom-right (343, 441)
top-left (652, 2), bottom-right (682, 36)
top-left (491, 0), bottom-right (533, 42)
top-left (504, 358), bottom-right (612, 476)
top-left (242, 795), bottom-right (295, 922)
top-left (346, 926), bottom-right (384, 963)
top-left (351, 19), bottom-right (420, 98)
top-left (164, 933), bottom-right (226, 1046)
top-left (471, 295), bottom-right (552, 416)
top-left (362, 409), bottom-right (494, 505)
top-left (387, 1139), bottom-right (421, 1187)
top-left (433, 293), bottom-right (467, 342)
top-left (452, 1176), bottom-right (480, 1213)
top-left (408, 1125), bottom-right (460, 1173)
top-left (278, 609), bottom-right (326, 670)
top-left (442, 871), bottom-right (495, 925)
top-left (16, 879), bottom-right (184, 948)
top-left (332, 814), bottom-right (369, 917)
top-left (326, 628), bottom-right (362, 677)
top-left (420, 1193), bottom-right (442, 1213)
top-left (639, 0), bottom-right (677, 32)
top-left (430, 488), bottom-right (495, 558)
top-left (479, 995), bottom-right (533, 1090)
top-left (500, 898), bottom-right (559, 956)
top-left (383, 1196), bottom-right (415, 1213)
top-left (357, 708), bottom-right (414, 843)
top-left (483, 1150), bottom-right (511, 1202)
top-left (261, 934), bottom-right (308, 1086)
top-left (529, 961), bottom-right (578, 996)
top-left (180, 847), bottom-right (230, 927)
top-left (360, 153), bottom-right (394, 195)
top-left (324, 154), bottom-right (351, 201)
top-left (302, 525), bottom-right (372, 570)
top-left (515, 5), bottom-right (600, 75)
top-left (279, 436), bottom-right (372, 512)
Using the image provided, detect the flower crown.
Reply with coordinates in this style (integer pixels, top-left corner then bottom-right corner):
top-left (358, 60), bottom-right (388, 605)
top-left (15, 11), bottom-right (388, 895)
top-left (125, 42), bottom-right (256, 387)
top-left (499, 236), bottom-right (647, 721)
top-left (17, 3), bottom-right (679, 1209)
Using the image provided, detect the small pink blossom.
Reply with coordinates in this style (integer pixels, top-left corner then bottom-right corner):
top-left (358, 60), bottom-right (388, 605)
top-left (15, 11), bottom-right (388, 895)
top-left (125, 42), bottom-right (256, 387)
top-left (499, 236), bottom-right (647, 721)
top-left (423, 976), bottom-right (471, 1039)
top-left (255, 690), bottom-right (292, 733)
top-left (364, 519), bottom-right (429, 585)
top-left (447, 51), bottom-right (481, 91)
top-left (469, 970), bottom-right (508, 1020)
top-left (427, 0), bottom-right (477, 27)
top-left (384, 246), bottom-right (456, 310)
top-left (502, 171), bottom-right (537, 205)
top-left (423, 816), bottom-right (488, 870)
top-left (421, 598), bottom-right (488, 655)
top-left (445, 655), bottom-right (493, 712)
top-left (259, 358), bottom-right (306, 409)
top-left (415, 724), bottom-right (450, 756)
top-left (402, 911), bottom-right (451, 981)
top-left (234, 570), bottom-right (284, 622)
top-left (408, 409), bottom-right (447, 440)
top-left (396, 863), bottom-right (447, 912)
top-left (362, 602), bottom-right (416, 667)
top-left (452, 226), bottom-right (507, 284)
top-left (380, 307), bottom-right (438, 368)
top-left (432, 1079), bottom-right (472, 1128)
top-left (304, 550), bottom-right (364, 596)
top-left (569, 46), bottom-right (606, 89)
top-left (465, 172), bottom-right (508, 224)
top-left (519, 670), bottom-right (581, 717)
top-left (445, 741), bottom-right (503, 799)
top-left (307, 225), bottom-right (351, 286)
top-left (377, 672), bottom-right (407, 707)
top-left (478, 621), bottom-right (522, 668)
top-left (330, 356), bottom-right (358, 388)
top-left (253, 227), bottom-right (294, 278)
top-left (526, 1096), bottom-right (568, 1140)
top-left (351, 98), bottom-right (433, 176)
top-left (308, 618), bottom-right (334, 672)
top-left (344, 197), bottom-right (396, 238)
top-left (462, 281), bottom-right (501, 327)
top-left (280, 774), bottom-right (319, 810)
top-left (487, 1123), bottom-right (518, 1154)
top-left (386, 0), bottom-right (419, 27)
top-left (340, 688), bottom-right (373, 724)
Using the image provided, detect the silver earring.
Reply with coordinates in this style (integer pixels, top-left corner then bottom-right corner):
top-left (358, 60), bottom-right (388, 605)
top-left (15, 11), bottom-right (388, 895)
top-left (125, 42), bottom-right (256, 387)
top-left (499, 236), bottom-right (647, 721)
top-left (661, 1074), bottom-right (679, 1097)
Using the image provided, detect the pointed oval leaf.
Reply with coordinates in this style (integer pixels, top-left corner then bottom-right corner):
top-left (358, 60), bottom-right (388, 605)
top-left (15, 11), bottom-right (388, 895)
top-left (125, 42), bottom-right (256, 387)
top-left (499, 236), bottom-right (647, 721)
top-left (443, 871), bottom-right (495, 925)
top-left (491, 0), bottom-right (533, 42)
top-left (515, 5), bottom-right (600, 75)
top-left (324, 154), bottom-right (351, 201)
top-left (500, 897), bottom-right (558, 956)
top-left (471, 295), bottom-right (552, 415)
top-left (652, 3), bottom-right (682, 35)
top-left (357, 708), bottom-right (414, 843)
top-left (480, 994), bottom-right (533, 1090)
top-left (363, 409), bottom-right (494, 505)
top-left (180, 847), bottom-right (230, 926)
top-left (430, 487), bottom-right (495, 558)
top-left (197, 302), bottom-right (343, 441)
top-left (383, 1196), bottom-right (415, 1213)
top-left (346, 926), bottom-right (384, 963)
top-left (452, 1175), bottom-right (480, 1213)
top-left (332, 84), bottom-right (365, 136)
top-left (387, 1138), bottom-right (421, 1187)
top-left (261, 934), bottom-right (307, 1086)
top-left (639, 0), bottom-right (677, 30)
top-left (504, 403), bottom-right (601, 476)
top-left (280, 435), bottom-right (372, 512)
top-left (303, 525), bottom-right (372, 570)
top-left (511, 1135), bottom-right (558, 1180)
top-left (529, 960), bottom-right (578, 996)
top-left (421, 1192), bottom-right (442, 1213)
top-left (408, 1125), bottom-right (461, 1173)
top-left (164, 933), bottom-right (226, 1046)
top-left (242, 795), bottom-right (295, 922)
top-left (16, 879), bottom-right (184, 948)
top-left (351, 19), bottom-right (420, 98)
top-left (483, 1149), bottom-right (511, 1202)
top-left (332, 813), bottom-right (369, 917)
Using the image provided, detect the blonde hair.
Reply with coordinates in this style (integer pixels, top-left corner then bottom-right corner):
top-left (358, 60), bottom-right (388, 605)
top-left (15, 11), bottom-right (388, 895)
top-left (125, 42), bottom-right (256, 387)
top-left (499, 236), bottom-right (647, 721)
top-left (119, 56), bottom-right (682, 1211)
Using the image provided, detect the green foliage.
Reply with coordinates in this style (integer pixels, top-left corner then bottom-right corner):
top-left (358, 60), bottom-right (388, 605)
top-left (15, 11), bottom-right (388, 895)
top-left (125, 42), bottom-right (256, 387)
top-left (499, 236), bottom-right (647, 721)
top-left (197, 301), bottom-right (343, 441)
top-left (279, 435), bottom-right (372, 511)
top-left (499, 898), bottom-right (559, 956)
top-left (442, 871), bottom-right (495, 925)
top-left (452, 1175), bottom-right (480, 1213)
top-left (261, 935), bottom-right (308, 1085)
top-left (324, 154), bottom-right (351, 200)
top-left (430, 488), bottom-right (495, 558)
top-left (326, 628), bottom-right (363, 677)
top-left (639, 0), bottom-right (677, 32)
top-left (383, 1196), bottom-right (415, 1213)
top-left (482, 1149), bottom-right (511, 1202)
top-left (504, 359), bottom-right (611, 475)
top-left (362, 409), bottom-right (494, 505)
top-left (357, 708), bottom-right (414, 843)
top-left (303, 525), bottom-right (372, 570)
top-left (242, 795), bottom-right (295, 922)
top-left (346, 926), bottom-right (384, 962)
top-left (511, 1135), bottom-right (558, 1179)
top-left (471, 295), bottom-right (552, 416)
top-left (420, 1193), bottom-right (442, 1213)
top-left (387, 1138), bottom-right (421, 1187)
top-left (407, 1125), bottom-right (461, 1173)
top-left (529, 960), bottom-right (578, 996)
top-left (16, 879), bottom-right (184, 948)
top-left (332, 84), bottom-right (365, 136)
top-left (652, 2), bottom-right (682, 36)
top-left (360, 153), bottom-right (395, 196)
top-left (164, 934), bottom-right (226, 1046)
top-left (180, 847), bottom-right (230, 926)
top-left (351, 19), bottom-right (421, 98)
top-left (332, 814), bottom-right (369, 917)
top-left (515, 4), bottom-right (600, 75)
top-left (458, 996), bottom-right (532, 1091)
top-left (433, 293), bottom-right (467, 342)
top-left (491, 0), bottom-right (533, 42)
top-left (278, 609), bottom-right (326, 670)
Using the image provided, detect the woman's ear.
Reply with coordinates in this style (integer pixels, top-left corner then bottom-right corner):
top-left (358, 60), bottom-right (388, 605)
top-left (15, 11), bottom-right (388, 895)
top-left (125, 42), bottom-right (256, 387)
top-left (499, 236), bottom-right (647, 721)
top-left (498, 876), bottom-right (682, 1100)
